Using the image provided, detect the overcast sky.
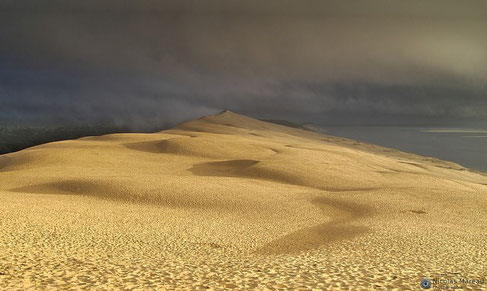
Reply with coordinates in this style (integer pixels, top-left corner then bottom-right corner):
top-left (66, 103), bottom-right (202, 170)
top-left (1, 0), bottom-right (487, 128)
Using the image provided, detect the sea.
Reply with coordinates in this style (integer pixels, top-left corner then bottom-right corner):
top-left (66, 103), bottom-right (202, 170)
top-left (321, 126), bottom-right (487, 173)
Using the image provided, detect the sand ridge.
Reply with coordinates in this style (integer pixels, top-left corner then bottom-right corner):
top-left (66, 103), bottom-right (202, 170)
top-left (0, 111), bottom-right (486, 289)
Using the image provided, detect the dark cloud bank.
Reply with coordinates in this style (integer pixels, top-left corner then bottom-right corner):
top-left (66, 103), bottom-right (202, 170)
top-left (1, 0), bottom-right (487, 134)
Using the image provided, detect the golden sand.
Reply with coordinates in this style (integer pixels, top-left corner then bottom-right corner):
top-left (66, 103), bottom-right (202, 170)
top-left (0, 111), bottom-right (486, 290)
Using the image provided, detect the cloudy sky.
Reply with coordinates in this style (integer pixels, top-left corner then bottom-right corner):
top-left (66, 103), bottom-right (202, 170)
top-left (1, 0), bottom-right (486, 129)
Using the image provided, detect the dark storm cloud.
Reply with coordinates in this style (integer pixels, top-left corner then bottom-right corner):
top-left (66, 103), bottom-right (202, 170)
top-left (1, 0), bottom-right (487, 128)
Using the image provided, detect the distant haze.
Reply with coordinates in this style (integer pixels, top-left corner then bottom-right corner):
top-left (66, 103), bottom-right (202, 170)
top-left (1, 0), bottom-right (487, 129)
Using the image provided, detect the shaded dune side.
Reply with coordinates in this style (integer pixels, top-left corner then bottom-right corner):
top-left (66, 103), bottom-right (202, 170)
top-left (0, 156), bottom-right (10, 171)
top-left (0, 154), bottom-right (33, 172)
top-left (189, 159), bottom-right (260, 175)
top-left (189, 159), bottom-right (316, 190)
top-left (123, 138), bottom-right (192, 154)
top-left (123, 137), bottom-right (276, 159)
top-left (9, 180), bottom-right (244, 210)
top-left (189, 158), bottom-right (376, 254)
top-left (189, 159), bottom-right (377, 192)
top-left (257, 197), bottom-right (373, 255)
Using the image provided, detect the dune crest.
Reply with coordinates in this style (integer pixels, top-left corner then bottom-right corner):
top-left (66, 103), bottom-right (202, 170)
top-left (1, 111), bottom-right (486, 289)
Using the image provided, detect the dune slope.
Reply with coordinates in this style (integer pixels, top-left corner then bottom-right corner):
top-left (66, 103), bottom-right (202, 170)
top-left (1, 111), bottom-right (486, 290)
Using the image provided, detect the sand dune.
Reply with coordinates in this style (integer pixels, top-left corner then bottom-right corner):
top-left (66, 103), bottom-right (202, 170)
top-left (1, 111), bottom-right (486, 289)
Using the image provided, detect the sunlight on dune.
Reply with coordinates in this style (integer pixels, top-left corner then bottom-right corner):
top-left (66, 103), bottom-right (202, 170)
top-left (1, 111), bottom-right (486, 289)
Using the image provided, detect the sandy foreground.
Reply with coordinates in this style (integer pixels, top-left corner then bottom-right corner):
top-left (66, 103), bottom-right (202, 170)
top-left (0, 111), bottom-right (486, 290)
